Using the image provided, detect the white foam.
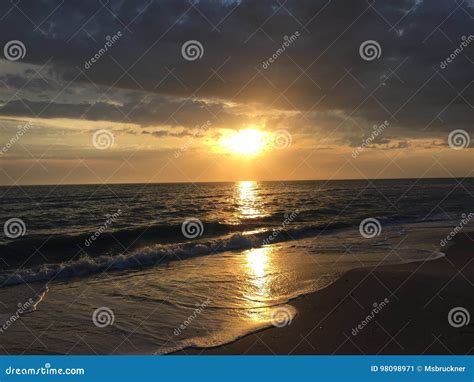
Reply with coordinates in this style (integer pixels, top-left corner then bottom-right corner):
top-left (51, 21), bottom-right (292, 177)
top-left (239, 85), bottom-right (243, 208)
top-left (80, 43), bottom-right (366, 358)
top-left (0, 231), bottom-right (277, 287)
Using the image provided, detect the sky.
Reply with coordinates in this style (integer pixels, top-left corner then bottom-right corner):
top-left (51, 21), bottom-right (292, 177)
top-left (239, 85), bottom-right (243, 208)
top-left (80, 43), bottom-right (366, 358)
top-left (0, 0), bottom-right (472, 185)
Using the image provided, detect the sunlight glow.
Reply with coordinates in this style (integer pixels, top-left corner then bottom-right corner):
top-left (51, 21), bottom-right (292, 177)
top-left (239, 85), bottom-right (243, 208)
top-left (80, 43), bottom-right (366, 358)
top-left (245, 247), bottom-right (272, 307)
top-left (236, 180), bottom-right (263, 219)
top-left (219, 129), bottom-right (268, 156)
top-left (246, 247), bottom-right (268, 280)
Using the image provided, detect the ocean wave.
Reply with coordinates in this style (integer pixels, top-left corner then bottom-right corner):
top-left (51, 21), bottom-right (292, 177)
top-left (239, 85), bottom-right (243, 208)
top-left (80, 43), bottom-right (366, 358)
top-left (0, 223), bottom-right (345, 287)
top-left (0, 209), bottom-right (463, 288)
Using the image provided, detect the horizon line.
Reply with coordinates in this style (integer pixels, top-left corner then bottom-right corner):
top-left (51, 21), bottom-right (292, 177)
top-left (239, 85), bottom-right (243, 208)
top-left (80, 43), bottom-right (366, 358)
top-left (1, 175), bottom-right (473, 187)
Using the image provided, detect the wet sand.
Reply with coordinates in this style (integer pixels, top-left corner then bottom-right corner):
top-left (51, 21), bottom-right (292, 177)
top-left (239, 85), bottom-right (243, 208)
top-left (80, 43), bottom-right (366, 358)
top-left (178, 232), bottom-right (473, 355)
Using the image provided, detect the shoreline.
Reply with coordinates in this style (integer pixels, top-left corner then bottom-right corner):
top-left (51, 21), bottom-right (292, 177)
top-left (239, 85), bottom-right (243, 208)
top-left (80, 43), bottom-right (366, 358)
top-left (175, 232), bottom-right (473, 355)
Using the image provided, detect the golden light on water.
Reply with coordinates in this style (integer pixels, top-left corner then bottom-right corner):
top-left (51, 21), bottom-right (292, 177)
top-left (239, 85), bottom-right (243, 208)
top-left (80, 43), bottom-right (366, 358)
top-left (245, 247), bottom-right (272, 312)
top-left (219, 129), bottom-right (268, 156)
top-left (236, 181), bottom-right (280, 324)
top-left (236, 180), bottom-right (262, 219)
top-left (246, 247), bottom-right (269, 281)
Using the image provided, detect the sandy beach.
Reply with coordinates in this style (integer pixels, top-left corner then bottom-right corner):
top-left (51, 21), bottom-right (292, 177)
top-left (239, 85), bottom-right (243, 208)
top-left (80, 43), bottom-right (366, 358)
top-left (177, 232), bottom-right (473, 355)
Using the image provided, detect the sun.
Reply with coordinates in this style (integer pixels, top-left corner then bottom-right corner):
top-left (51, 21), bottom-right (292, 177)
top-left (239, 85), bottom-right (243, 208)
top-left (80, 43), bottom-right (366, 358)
top-left (219, 129), bottom-right (268, 156)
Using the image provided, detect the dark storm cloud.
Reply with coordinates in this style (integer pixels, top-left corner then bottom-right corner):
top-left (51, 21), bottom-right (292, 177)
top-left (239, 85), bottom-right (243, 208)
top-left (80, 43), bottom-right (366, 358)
top-left (0, 0), bottom-right (472, 139)
top-left (0, 94), bottom-right (250, 128)
top-left (0, 73), bottom-right (52, 92)
top-left (142, 129), bottom-right (194, 137)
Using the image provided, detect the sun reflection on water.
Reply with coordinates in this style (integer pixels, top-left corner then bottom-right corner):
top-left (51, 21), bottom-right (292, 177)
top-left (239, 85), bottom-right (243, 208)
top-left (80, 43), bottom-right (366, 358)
top-left (236, 180), bottom-right (262, 219)
top-left (243, 247), bottom-right (276, 324)
top-left (236, 182), bottom-right (278, 325)
top-left (246, 247), bottom-right (269, 282)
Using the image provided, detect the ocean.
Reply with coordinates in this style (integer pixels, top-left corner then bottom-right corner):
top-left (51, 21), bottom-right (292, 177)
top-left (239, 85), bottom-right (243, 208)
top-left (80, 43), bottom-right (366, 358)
top-left (0, 178), bottom-right (472, 354)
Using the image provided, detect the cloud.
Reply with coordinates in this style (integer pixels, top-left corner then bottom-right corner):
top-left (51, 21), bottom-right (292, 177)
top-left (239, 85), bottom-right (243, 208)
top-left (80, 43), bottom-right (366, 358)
top-left (0, 0), bottom-right (471, 143)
